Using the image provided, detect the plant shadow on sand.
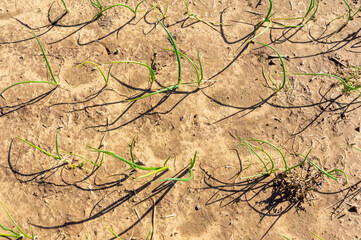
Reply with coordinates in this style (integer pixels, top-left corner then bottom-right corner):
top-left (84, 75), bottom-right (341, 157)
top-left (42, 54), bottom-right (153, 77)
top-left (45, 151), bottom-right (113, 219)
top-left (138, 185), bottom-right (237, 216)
top-left (27, 167), bottom-right (190, 238)
top-left (1, 2), bottom-right (140, 46)
top-left (7, 135), bottom-right (193, 239)
top-left (201, 162), bottom-right (356, 240)
top-left (0, 87), bottom-right (57, 117)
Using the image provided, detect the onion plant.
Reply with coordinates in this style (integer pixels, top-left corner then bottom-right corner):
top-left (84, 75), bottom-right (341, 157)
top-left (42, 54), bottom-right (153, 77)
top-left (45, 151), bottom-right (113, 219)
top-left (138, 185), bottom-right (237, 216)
top-left (334, 0), bottom-right (361, 31)
top-left (60, 0), bottom-right (69, 12)
top-left (153, 0), bottom-right (169, 19)
top-left (128, 18), bottom-right (206, 101)
top-left (254, 42), bottom-right (287, 92)
top-left (154, 151), bottom-right (197, 182)
top-left (107, 227), bottom-right (123, 240)
top-left (78, 61), bottom-right (113, 85)
top-left (125, 17), bottom-right (182, 101)
top-left (0, 200), bottom-right (35, 239)
top-left (89, 136), bottom-right (197, 181)
top-left (17, 132), bottom-right (102, 167)
top-left (245, 0), bottom-right (319, 49)
top-left (296, 65), bottom-right (361, 94)
top-left (163, 48), bottom-right (203, 86)
top-left (0, 30), bottom-right (59, 100)
top-left (349, 144), bottom-right (361, 153)
top-left (272, 0), bottom-right (320, 28)
top-left (88, 136), bottom-right (169, 179)
top-left (78, 18), bottom-right (204, 101)
top-left (91, 0), bottom-right (146, 19)
top-left (236, 135), bottom-right (348, 183)
top-left (310, 232), bottom-right (324, 240)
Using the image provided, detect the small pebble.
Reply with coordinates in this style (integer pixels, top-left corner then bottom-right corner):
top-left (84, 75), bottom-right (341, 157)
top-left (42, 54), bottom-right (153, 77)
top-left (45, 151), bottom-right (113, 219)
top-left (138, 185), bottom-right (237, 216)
top-left (195, 204), bottom-right (201, 211)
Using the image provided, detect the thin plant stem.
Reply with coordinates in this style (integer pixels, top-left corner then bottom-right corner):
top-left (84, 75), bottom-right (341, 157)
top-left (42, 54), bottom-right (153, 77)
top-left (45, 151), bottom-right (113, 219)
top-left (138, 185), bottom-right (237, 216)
top-left (254, 41), bottom-right (286, 91)
top-left (156, 17), bottom-right (182, 84)
top-left (0, 200), bottom-right (34, 239)
top-left (60, 0), bottom-right (69, 12)
top-left (154, 151), bottom-right (197, 182)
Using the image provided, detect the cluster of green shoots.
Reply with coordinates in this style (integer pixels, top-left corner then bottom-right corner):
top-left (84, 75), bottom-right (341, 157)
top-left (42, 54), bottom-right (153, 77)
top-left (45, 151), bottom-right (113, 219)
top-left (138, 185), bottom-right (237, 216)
top-left (153, 0), bottom-right (169, 19)
top-left (1, 17), bottom-right (204, 102)
top-left (236, 135), bottom-right (348, 183)
top-left (89, 135), bottom-right (197, 181)
top-left (239, 0), bottom-right (321, 93)
top-left (296, 65), bottom-right (361, 94)
top-left (78, 17), bottom-right (204, 101)
top-left (243, 0), bottom-right (361, 93)
top-left (17, 133), bottom-right (196, 182)
top-left (0, 0), bottom-right (148, 99)
top-left (17, 132), bottom-right (102, 168)
top-left (0, 200), bottom-right (35, 239)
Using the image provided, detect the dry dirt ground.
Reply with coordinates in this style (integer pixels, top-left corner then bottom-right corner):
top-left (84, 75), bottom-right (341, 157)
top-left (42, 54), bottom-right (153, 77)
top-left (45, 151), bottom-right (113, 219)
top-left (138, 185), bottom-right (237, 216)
top-left (0, 0), bottom-right (361, 239)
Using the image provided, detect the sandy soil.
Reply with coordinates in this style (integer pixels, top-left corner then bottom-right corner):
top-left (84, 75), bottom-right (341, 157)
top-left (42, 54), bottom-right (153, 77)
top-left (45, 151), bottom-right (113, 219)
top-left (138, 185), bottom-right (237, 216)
top-left (0, 0), bottom-right (360, 239)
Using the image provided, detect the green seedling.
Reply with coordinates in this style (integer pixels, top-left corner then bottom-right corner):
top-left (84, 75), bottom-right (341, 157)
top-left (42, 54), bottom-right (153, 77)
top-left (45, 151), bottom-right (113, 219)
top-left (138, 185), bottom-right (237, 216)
top-left (88, 137), bottom-right (169, 179)
top-left (129, 134), bottom-right (137, 170)
top-left (157, 17), bottom-right (181, 84)
top-left (127, 17), bottom-right (182, 101)
top-left (237, 135), bottom-right (284, 178)
top-left (296, 66), bottom-right (361, 94)
top-left (253, 41), bottom-right (287, 92)
top-left (343, 0), bottom-right (361, 21)
top-left (18, 132), bottom-right (62, 161)
top-left (247, 20), bottom-right (273, 44)
top-left (242, 0), bottom-right (273, 44)
top-left (155, 151), bottom-right (197, 182)
top-left (107, 227), bottom-right (123, 240)
top-left (338, 0), bottom-right (361, 29)
top-left (91, 0), bottom-right (146, 19)
top-left (0, 200), bottom-right (35, 239)
top-left (106, 61), bottom-right (155, 84)
top-left (78, 61), bottom-right (113, 85)
top-left (349, 144), bottom-right (361, 152)
top-left (326, 0), bottom-right (360, 34)
top-left (153, 0), bottom-right (169, 18)
top-left (272, 0), bottom-right (320, 28)
top-left (343, 0), bottom-right (361, 22)
top-left (163, 48), bottom-right (203, 86)
top-left (17, 132), bottom-right (102, 167)
top-left (244, 0), bottom-right (318, 50)
top-left (310, 231), bottom-right (324, 240)
top-left (236, 135), bottom-right (348, 183)
top-left (90, 0), bottom-right (102, 11)
top-left (105, 18), bottom-right (204, 102)
top-left (61, 0), bottom-right (69, 12)
top-left (299, 152), bottom-right (348, 183)
top-left (0, 30), bottom-right (59, 100)
top-left (128, 18), bottom-right (206, 101)
top-left (182, 0), bottom-right (226, 32)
